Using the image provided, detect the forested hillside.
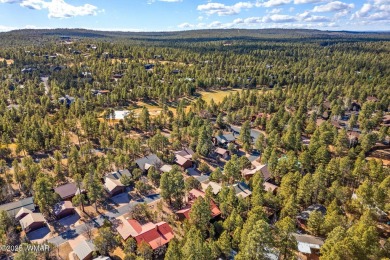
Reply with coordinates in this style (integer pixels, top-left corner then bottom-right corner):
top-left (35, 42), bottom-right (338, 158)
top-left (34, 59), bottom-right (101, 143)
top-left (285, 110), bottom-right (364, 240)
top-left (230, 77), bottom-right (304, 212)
top-left (0, 29), bottom-right (389, 260)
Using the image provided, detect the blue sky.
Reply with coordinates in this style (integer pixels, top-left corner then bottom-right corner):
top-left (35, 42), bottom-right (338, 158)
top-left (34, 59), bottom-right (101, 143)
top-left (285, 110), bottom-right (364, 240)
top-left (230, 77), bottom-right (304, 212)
top-left (0, 0), bottom-right (389, 32)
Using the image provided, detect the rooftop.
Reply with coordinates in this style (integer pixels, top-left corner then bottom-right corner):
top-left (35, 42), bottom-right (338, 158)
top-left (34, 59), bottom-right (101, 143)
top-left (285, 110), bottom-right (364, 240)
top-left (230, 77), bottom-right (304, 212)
top-left (0, 197), bottom-right (35, 217)
top-left (54, 183), bottom-right (83, 200)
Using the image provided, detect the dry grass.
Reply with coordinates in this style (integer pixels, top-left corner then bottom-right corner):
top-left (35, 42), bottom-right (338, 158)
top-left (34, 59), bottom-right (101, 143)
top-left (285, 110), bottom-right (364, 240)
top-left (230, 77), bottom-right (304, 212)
top-left (1, 143), bottom-right (18, 156)
top-left (110, 246), bottom-right (126, 259)
top-left (367, 157), bottom-right (390, 166)
top-left (57, 242), bottom-right (73, 260)
top-left (198, 89), bottom-right (243, 104)
top-left (140, 59), bottom-right (193, 67)
top-left (0, 58), bottom-right (14, 65)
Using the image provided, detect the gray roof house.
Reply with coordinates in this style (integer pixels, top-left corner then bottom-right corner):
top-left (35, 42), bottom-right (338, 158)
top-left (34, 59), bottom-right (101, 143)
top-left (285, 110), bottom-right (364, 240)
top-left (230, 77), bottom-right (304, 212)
top-left (0, 197), bottom-right (35, 217)
top-left (293, 233), bottom-right (324, 255)
top-left (104, 169), bottom-right (132, 196)
top-left (135, 154), bottom-right (163, 171)
top-left (215, 134), bottom-right (236, 145)
top-left (298, 204), bottom-right (327, 223)
top-left (73, 240), bottom-right (96, 260)
top-left (231, 182), bottom-right (252, 198)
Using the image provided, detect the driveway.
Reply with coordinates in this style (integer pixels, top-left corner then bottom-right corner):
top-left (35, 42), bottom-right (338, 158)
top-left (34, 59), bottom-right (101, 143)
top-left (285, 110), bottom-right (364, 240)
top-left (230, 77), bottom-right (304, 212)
top-left (47, 194), bottom-right (161, 246)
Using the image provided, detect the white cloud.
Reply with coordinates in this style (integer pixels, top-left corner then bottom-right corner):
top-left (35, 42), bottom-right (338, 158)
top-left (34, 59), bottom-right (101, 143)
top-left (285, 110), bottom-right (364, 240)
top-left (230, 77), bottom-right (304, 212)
top-left (312, 1), bottom-right (354, 12)
top-left (351, 0), bottom-right (390, 22)
top-left (0, 0), bottom-right (21, 3)
top-left (263, 14), bottom-right (297, 22)
top-left (197, 2), bottom-right (254, 16)
top-left (178, 22), bottom-right (194, 28)
top-left (298, 10), bottom-right (330, 22)
top-left (1, 0), bottom-right (100, 18)
top-left (45, 0), bottom-right (98, 18)
top-left (21, 0), bottom-right (43, 9)
top-left (372, 0), bottom-right (390, 4)
top-left (147, 0), bottom-right (182, 3)
top-left (352, 3), bottom-right (372, 18)
top-left (0, 25), bottom-right (17, 31)
top-left (267, 8), bottom-right (282, 13)
top-left (260, 0), bottom-right (291, 7)
top-left (294, 0), bottom-right (324, 4)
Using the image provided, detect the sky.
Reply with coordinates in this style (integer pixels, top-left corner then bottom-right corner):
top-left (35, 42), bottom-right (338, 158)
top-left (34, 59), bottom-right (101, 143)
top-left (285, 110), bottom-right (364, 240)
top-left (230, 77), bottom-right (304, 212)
top-left (0, 0), bottom-right (389, 32)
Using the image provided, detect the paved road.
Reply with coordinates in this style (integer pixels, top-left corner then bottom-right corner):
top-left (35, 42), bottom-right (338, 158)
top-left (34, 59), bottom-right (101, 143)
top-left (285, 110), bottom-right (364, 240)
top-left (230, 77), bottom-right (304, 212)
top-left (47, 194), bottom-right (161, 246)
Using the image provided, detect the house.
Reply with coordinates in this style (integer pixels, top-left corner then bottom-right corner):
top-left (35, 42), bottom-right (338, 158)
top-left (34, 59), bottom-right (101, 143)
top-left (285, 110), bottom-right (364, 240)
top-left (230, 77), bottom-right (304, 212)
top-left (348, 131), bottom-right (360, 146)
top-left (104, 169), bottom-right (132, 197)
top-left (201, 181), bottom-right (222, 195)
top-left (107, 110), bottom-right (130, 120)
top-left (263, 182), bottom-right (279, 194)
top-left (51, 66), bottom-right (64, 72)
top-left (297, 204), bottom-right (327, 226)
top-left (116, 218), bottom-right (174, 250)
top-left (383, 114), bottom-right (390, 126)
top-left (174, 148), bottom-right (194, 169)
top-left (135, 154), bottom-right (163, 172)
top-left (54, 201), bottom-right (76, 219)
top-left (350, 102), bottom-right (361, 111)
top-left (176, 189), bottom-right (221, 220)
top-left (21, 68), bottom-right (34, 73)
top-left (144, 64), bottom-right (154, 70)
top-left (93, 257), bottom-right (111, 260)
top-left (230, 182), bottom-right (252, 198)
top-left (15, 207), bottom-right (33, 221)
top-left (215, 147), bottom-right (230, 159)
top-left (229, 125), bottom-right (259, 143)
top-left (171, 69), bottom-right (182, 74)
top-left (19, 213), bottom-right (46, 233)
top-left (214, 133), bottom-right (236, 147)
top-left (73, 240), bottom-right (96, 260)
top-left (54, 183), bottom-right (84, 201)
top-left (160, 164), bottom-right (173, 173)
top-left (112, 73), bottom-right (123, 79)
top-left (241, 164), bottom-right (271, 181)
top-left (0, 197), bottom-right (35, 217)
top-left (58, 95), bottom-right (75, 106)
top-left (293, 233), bottom-right (324, 259)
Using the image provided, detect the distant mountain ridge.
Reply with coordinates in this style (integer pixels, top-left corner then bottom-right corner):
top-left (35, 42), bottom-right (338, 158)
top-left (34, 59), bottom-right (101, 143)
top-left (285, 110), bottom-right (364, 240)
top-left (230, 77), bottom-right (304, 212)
top-left (1, 28), bottom-right (389, 47)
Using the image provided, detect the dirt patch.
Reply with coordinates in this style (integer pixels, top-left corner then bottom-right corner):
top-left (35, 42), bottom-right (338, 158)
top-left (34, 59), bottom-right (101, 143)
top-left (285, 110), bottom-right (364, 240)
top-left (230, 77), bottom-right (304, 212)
top-left (57, 242), bottom-right (73, 260)
top-left (0, 58), bottom-right (14, 65)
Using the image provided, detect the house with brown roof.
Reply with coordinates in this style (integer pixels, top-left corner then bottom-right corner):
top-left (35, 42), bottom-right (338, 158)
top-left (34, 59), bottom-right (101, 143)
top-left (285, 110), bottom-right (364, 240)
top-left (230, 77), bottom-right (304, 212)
top-left (215, 147), bottom-right (230, 159)
top-left (116, 218), bottom-right (174, 250)
top-left (174, 148), bottom-right (194, 169)
top-left (19, 213), bottom-right (46, 233)
top-left (54, 183), bottom-right (84, 201)
top-left (263, 182), bottom-right (279, 194)
top-left (241, 164), bottom-right (271, 181)
top-left (175, 189), bottom-right (221, 220)
top-left (53, 201), bottom-right (76, 219)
